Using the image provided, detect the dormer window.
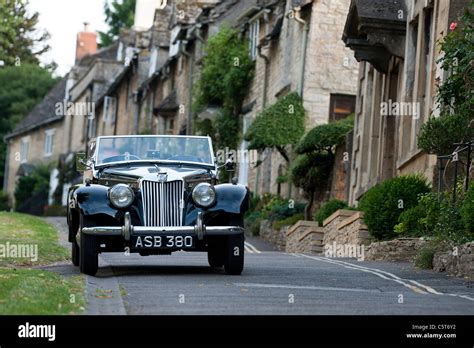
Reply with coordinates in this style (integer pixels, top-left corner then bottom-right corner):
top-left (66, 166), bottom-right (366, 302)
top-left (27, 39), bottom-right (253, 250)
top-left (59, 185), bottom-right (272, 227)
top-left (248, 19), bottom-right (260, 60)
top-left (20, 136), bottom-right (30, 163)
top-left (44, 129), bottom-right (55, 157)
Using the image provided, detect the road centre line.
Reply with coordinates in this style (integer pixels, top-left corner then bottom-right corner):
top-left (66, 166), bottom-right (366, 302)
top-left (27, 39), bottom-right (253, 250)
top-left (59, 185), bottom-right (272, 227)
top-left (293, 253), bottom-right (474, 301)
top-left (233, 282), bottom-right (381, 293)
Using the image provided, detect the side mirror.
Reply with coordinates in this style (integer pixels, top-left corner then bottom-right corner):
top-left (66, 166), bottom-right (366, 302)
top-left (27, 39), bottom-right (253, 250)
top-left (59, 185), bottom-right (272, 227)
top-left (76, 152), bottom-right (89, 172)
top-left (225, 158), bottom-right (236, 172)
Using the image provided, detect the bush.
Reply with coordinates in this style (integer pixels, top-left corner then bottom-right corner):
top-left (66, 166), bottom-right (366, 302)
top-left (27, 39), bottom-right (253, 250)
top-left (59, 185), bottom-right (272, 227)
top-left (14, 163), bottom-right (51, 211)
top-left (314, 199), bottom-right (349, 226)
top-left (461, 182), bottom-right (474, 234)
top-left (0, 191), bottom-right (10, 211)
top-left (414, 240), bottom-right (450, 269)
top-left (272, 213), bottom-right (304, 231)
top-left (266, 200), bottom-right (305, 222)
top-left (434, 200), bottom-right (471, 244)
top-left (244, 211), bottom-right (263, 236)
top-left (395, 193), bottom-right (440, 237)
top-left (358, 175), bottom-right (431, 240)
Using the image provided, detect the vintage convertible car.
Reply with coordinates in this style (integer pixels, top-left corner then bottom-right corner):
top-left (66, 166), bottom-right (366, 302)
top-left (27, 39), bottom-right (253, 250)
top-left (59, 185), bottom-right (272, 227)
top-left (67, 135), bottom-right (249, 276)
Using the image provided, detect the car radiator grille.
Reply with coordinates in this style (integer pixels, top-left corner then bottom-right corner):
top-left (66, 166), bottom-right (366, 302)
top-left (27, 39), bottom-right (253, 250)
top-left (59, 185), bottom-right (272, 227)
top-left (140, 180), bottom-right (184, 227)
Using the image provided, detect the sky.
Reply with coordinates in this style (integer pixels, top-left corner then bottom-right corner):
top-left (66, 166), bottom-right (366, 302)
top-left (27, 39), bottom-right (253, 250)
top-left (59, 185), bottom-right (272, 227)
top-left (28, 0), bottom-right (108, 77)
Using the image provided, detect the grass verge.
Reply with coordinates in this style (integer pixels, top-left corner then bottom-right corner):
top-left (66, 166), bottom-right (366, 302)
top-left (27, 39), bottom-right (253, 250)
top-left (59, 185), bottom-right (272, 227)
top-left (0, 212), bottom-right (85, 314)
top-left (0, 212), bottom-right (69, 266)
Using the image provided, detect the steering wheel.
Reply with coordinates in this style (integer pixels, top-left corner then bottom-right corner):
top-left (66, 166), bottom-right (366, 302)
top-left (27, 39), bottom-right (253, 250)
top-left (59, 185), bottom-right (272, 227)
top-left (167, 155), bottom-right (203, 163)
top-left (102, 154), bottom-right (141, 164)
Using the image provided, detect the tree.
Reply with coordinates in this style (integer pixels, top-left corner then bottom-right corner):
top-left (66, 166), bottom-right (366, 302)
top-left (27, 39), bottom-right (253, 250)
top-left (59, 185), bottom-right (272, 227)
top-left (244, 92), bottom-right (306, 163)
top-left (418, 3), bottom-right (474, 155)
top-left (292, 115), bottom-right (354, 219)
top-left (98, 0), bottom-right (137, 47)
top-left (0, 64), bottom-right (58, 188)
top-left (0, 0), bottom-right (51, 66)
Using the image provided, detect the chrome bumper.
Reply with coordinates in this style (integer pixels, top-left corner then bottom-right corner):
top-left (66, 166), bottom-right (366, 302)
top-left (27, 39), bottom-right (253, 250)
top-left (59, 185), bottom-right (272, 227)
top-left (81, 212), bottom-right (244, 241)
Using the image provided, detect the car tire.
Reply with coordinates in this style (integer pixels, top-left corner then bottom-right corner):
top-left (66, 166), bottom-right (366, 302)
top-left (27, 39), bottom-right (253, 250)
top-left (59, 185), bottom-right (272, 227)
top-left (224, 216), bottom-right (245, 275)
top-left (224, 234), bottom-right (244, 275)
top-left (79, 215), bottom-right (99, 276)
top-left (208, 244), bottom-right (225, 268)
top-left (71, 237), bottom-right (79, 266)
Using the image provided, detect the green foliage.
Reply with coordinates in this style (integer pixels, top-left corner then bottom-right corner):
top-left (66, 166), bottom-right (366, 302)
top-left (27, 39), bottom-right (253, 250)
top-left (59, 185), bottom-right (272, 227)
top-left (414, 240), bottom-right (450, 269)
top-left (0, 191), bottom-right (10, 211)
top-left (291, 153), bottom-right (332, 195)
top-left (0, 0), bottom-right (51, 67)
top-left (273, 213), bottom-right (304, 231)
top-left (291, 114), bottom-right (354, 219)
top-left (0, 64), bottom-right (57, 188)
top-left (314, 199), bottom-right (350, 226)
top-left (245, 92), bottom-right (305, 157)
top-left (266, 200), bottom-right (306, 222)
top-left (394, 193), bottom-right (440, 237)
top-left (244, 211), bottom-right (263, 236)
top-left (194, 27), bottom-right (254, 151)
top-left (434, 197), bottom-right (472, 244)
top-left (53, 158), bottom-right (79, 205)
top-left (98, 0), bottom-right (136, 47)
top-left (358, 175), bottom-right (431, 241)
top-left (14, 163), bottom-right (52, 210)
top-left (296, 114), bottom-right (354, 155)
top-left (461, 182), bottom-right (474, 234)
top-left (418, 4), bottom-right (474, 155)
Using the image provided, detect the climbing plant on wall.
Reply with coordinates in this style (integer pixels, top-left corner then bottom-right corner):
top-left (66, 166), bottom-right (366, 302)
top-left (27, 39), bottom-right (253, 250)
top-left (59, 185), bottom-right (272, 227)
top-left (193, 26), bottom-right (254, 152)
top-left (418, 4), bottom-right (474, 155)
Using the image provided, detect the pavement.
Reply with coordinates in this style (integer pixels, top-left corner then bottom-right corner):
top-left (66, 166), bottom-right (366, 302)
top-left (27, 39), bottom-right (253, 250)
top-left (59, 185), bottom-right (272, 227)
top-left (43, 217), bottom-right (474, 315)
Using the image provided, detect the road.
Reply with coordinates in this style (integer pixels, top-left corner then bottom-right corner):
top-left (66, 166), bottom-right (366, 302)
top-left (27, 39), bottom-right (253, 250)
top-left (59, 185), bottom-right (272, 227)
top-left (44, 217), bottom-right (474, 315)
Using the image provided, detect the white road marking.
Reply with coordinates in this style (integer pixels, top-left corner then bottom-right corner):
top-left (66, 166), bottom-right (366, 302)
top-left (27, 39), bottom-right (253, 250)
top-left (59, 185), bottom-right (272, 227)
top-left (294, 253), bottom-right (474, 301)
top-left (244, 241), bottom-right (261, 254)
top-left (244, 245), bottom-right (253, 253)
top-left (233, 282), bottom-right (381, 293)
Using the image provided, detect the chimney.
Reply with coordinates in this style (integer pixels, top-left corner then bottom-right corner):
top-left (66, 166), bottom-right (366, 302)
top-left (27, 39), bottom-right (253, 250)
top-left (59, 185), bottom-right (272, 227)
top-left (75, 22), bottom-right (98, 63)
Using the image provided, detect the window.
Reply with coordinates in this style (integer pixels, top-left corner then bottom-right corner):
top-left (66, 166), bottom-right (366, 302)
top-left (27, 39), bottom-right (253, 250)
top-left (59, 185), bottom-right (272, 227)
top-left (248, 19), bottom-right (260, 60)
top-left (103, 96), bottom-right (117, 126)
top-left (20, 137), bottom-right (29, 163)
top-left (329, 94), bottom-right (356, 122)
top-left (44, 129), bottom-right (55, 157)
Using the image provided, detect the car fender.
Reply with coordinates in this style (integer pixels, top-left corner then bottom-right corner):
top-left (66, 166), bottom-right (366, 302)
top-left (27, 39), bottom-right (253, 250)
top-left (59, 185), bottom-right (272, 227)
top-left (210, 183), bottom-right (250, 215)
top-left (73, 184), bottom-right (118, 218)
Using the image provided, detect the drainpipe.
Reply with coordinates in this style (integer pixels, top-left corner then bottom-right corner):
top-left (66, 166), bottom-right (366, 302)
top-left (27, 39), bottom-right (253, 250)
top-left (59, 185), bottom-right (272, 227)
top-left (180, 40), bottom-right (194, 135)
top-left (2, 139), bottom-right (10, 192)
top-left (255, 44), bottom-right (271, 196)
top-left (293, 6), bottom-right (309, 98)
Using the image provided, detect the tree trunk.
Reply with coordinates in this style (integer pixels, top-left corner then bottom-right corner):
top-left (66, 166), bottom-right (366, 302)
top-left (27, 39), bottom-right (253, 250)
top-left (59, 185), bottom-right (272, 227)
top-left (304, 191), bottom-right (315, 221)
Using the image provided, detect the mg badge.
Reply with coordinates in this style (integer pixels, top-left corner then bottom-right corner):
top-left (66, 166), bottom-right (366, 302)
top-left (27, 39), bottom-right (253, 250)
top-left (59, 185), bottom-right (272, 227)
top-left (157, 172), bottom-right (168, 182)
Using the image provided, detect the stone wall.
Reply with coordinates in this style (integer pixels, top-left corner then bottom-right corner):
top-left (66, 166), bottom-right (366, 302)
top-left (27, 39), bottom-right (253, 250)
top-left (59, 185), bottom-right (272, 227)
top-left (365, 238), bottom-right (427, 262)
top-left (286, 220), bottom-right (324, 254)
top-left (322, 210), bottom-right (370, 247)
top-left (259, 220), bottom-right (287, 251)
top-left (433, 243), bottom-right (474, 279)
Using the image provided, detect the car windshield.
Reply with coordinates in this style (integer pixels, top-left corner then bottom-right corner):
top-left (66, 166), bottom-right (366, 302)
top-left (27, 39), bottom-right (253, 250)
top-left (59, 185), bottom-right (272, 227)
top-left (96, 136), bottom-right (213, 166)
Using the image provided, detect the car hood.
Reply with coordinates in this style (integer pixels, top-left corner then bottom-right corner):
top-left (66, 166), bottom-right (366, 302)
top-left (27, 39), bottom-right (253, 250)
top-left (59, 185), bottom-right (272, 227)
top-left (97, 164), bottom-right (214, 186)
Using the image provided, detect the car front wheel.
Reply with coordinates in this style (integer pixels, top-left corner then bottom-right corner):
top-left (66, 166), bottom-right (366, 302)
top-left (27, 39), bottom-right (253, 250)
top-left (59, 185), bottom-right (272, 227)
top-left (71, 236), bottom-right (79, 267)
top-left (224, 233), bottom-right (244, 275)
top-left (208, 243), bottom-right (225, 268)
top-left (79, 215), bottom-right (99, 276)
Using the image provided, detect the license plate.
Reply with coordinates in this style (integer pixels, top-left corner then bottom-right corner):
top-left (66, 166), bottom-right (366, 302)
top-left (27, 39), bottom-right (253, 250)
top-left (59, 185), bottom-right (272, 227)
top-left (132, 235), bottom-right (195, 249)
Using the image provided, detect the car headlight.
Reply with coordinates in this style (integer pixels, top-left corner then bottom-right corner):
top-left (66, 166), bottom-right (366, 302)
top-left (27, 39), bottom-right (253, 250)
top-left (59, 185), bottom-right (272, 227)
top-left (192, 183), bottom-right (216, 207)
top-left (109, 184), bottom-right (134, 208)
